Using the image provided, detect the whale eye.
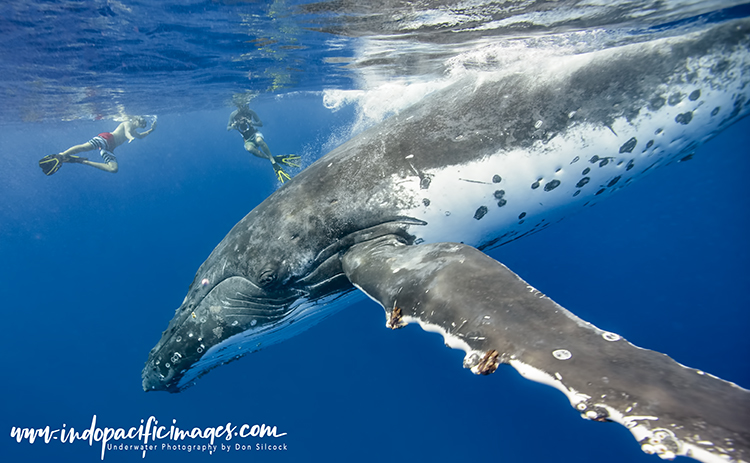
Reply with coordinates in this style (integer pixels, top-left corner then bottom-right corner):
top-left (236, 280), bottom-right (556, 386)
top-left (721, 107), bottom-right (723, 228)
top-left (259, 269), bottom-right (277, 287)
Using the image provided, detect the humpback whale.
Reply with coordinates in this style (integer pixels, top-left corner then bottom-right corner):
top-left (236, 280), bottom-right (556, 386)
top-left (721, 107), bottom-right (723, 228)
top-left (143, 18), bottom-right (750, 463)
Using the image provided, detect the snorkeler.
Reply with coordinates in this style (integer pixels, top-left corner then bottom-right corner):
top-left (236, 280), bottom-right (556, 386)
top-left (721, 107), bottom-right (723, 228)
top-left (227, 105), bottom-right (300, 183)
top-left (38, 115), bottom-right (157, 176)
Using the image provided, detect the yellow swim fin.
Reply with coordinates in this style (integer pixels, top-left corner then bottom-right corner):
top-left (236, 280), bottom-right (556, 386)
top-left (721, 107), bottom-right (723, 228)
top-left (39, 154), bottom-right (63, 176)
top-left (274, 154), bottom-right (301, 168)
top-left (38, 154), bottom-right (88, 176)
top-left (273, 163), bottom-right (292, 183)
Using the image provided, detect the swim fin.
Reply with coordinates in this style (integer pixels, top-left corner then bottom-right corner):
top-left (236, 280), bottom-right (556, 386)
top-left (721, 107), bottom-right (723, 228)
top-left (274, 154), bottom-right (301, 168)
top-left (273, 163), bottom-right (292, 183)
top-left (270, 154), bottom-right (300, 183)
top-left (38, 154), bottom-right (88, 176)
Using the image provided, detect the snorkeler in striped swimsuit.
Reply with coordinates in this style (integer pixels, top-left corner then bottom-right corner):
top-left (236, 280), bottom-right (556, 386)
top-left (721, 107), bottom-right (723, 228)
top-left (39, 116), bottom-right (157, 176)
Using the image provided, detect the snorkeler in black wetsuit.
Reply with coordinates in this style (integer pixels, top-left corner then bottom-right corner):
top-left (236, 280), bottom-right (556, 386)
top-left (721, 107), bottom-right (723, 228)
top-left (227, 106), bottom-right (300, 183)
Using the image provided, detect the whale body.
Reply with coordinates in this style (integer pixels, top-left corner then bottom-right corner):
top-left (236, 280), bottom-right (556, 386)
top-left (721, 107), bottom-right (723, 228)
top-left (143, 18), bottom-right (750, 463)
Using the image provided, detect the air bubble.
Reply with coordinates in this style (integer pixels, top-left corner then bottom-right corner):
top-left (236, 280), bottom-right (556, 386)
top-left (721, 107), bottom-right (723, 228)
top-left (552, 349), bottom-right (572, 360)
top-left (602, 332), bottom-right (620, 341)
top-left (175, 336), bottom-right (182, 342)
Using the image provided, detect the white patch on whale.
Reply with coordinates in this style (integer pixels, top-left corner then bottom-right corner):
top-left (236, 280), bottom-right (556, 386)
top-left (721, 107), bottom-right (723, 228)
top-left (386, 40), bottom-right (748, 249)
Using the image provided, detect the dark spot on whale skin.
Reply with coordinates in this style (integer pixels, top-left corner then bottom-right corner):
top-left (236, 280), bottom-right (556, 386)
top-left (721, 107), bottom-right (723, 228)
top-left (518, 212), bottom-right (527, 219)
top-left (589, 156), bottom-right (613, 167)
top-left (576, 177), bottom-right (590, 188)
top-left (573, 190), bottom-right (581, 197)
top-left (645, 140), bottom-right (654, 151)
top-left (711, 106), bottom-right (720, 116)
top-left (531, 180), bottom-right (540, 189)
top-left (570, 156), bottom-right (580, 164)
top-left (582, 167), bottom-right (590, 175)
top-left (595, 188), bottom-right (606, 196)
top-left (607, 176), bottom-right (621, 187)
top-left (727, 97), bottom-right (744, 120)
top-left (689, 90), bottom-right (701, 101)
top-left (494, 190), bottom-right (507, 207)
top-left (474, 206), bottom-right (488, 220)
top-left (492, 174), bottom-right (502, 183)
top-left (712, 59), bottom-right (730, 74)
top-left (544, 179), bottom-right (561, 191)
top-left (668, 93), bottom-right (683, 106)
top-left (626, 159), bottom-right (635, 171)
top-left (422, 198), bottom-right (430, 206)
top-left (675, 112), bottom-right (693, 125)
top-left (649, 96), bottom-right (666, 111)
top-left (680, 153), bottom-right (694, 162)
top-left (619, 137), bottom-right (637, 153)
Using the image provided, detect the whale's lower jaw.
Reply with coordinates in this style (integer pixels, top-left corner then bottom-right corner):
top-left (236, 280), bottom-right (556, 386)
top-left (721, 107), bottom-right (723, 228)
top-left (156, 291), bottom-right (364, 392)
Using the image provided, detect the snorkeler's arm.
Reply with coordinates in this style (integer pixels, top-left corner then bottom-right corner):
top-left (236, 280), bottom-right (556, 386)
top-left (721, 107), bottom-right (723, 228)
top-left (227, 109), bottom-right (240, 131)
top-left (247, 109), bottom-right (263, 127)
top-left (128, 120), bottom-right (156, 140)
top-left (139, 119), bottom-right (157, 137)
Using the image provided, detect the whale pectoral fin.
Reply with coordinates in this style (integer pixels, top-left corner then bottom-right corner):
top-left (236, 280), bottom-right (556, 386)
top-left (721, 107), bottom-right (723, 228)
top-left (341, 238), bottom-right (750, 463)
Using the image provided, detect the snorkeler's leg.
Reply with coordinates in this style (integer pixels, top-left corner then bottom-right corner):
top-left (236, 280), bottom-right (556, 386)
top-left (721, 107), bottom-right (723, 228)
top-left (254, 134), bottom-right (273, 159)
top-left (59, 142), bottom-right (95, 157)
top-left (81, 159), bottom-right (119, 173)
top-left (244, 141), bottom-right (272, 161)
top-left (80, 150), bottom-right (118, 173)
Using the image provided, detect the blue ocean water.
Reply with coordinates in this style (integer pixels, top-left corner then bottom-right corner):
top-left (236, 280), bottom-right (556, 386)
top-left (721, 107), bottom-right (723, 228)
top-left (1, 1), bottom-right (749, 462)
